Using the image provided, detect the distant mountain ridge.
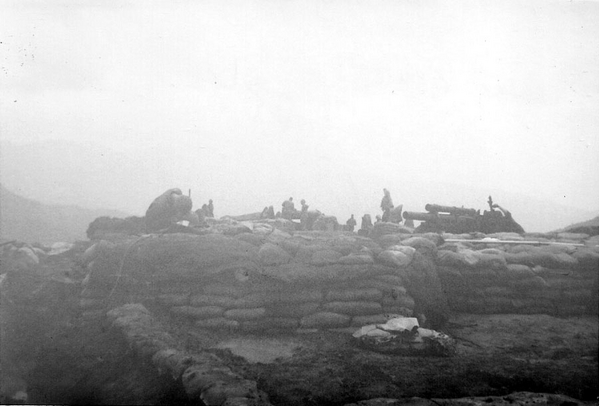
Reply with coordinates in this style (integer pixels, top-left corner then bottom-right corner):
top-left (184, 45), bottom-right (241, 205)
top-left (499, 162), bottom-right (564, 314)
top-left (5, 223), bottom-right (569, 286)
top-left (555, 215), bottom-right (599, 235)
top-left (0, 184), bottom-right (129, 245)
top-left (1, 139), bottom-right (597, 233)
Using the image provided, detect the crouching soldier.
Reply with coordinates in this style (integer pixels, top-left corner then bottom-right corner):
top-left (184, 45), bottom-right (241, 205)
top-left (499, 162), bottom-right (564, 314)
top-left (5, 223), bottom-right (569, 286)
top-left (145, 188), bottom-right (200, 233)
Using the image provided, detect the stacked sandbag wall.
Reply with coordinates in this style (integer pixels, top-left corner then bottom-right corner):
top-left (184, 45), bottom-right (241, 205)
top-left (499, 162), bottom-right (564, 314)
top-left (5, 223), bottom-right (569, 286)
top-left (436, 233), bottom-right (599, 316)
top-left (106, 303), bottom-right (272, 405)
top-left (79, 229), bottom-right (439, 330)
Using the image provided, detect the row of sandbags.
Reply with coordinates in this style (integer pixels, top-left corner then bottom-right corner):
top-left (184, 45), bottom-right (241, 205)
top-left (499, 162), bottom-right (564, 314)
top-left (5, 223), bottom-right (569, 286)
top-left (433, 233), bottom-right (598, 316)
top-left (76, 232), bottom-right (441, 326)
top-left (0, 241), bottom-right (78, 273)
top-left (83, 271), bottom-right (417, 330)
top-left (436, 243), bottom-right (599, 271)
top-left (164, 282), bottom-right (415, 331)
top-left (107, 304), bottom-right (272, 405)
top-left (446, 295), bottom-right (588, 316)
top-left (437, 263), bottom-right (598, 315)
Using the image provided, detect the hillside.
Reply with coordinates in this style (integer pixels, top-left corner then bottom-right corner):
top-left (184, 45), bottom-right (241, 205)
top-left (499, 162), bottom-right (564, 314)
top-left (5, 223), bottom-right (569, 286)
top-left (0, 185), bottom-right (129, 245)
top-left (557, 215), bottom-right (599, 235)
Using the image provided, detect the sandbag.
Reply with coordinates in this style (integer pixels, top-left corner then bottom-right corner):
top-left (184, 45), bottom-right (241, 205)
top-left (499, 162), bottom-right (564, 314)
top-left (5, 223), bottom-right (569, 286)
top-left (195, 318), bottom-right (240, 329)
top-left (203, 284), bottom-right (247, 298)
top-left (378, 250), bottom-right (413, 268)
top-left (374, 274), bottom-right (405, 286)
top-left (300, 312), bottom-right (350, 328)
top-left (158, 293), bottom-right (190, 306)
top-left (418, 233), bottom-right (445, 246)
top-left (544, 274), bottom-right (592, 290)
top-left (279, 239), bottom-right (302, 256)
top-left (171, 305), bottom-right (224, 319)
top-left (251, 223), bottom-right (273, 236)
top-left (200, 378), bottom-right (259, 405)
top-left (264, 263), bottom-right (376, 284)
top-left (370, 222), bottom-right (411, 239)
top-left (293, 245), bottom-right (319, 263)
top-left (557, 232), bottom-right (589, 241)
top-left (338, 254), bottom-right (374, 265)
top-left (233, 292), bottom-right (277, 308)
top-left (478, 248), bottom-right (505, 256)
top-left (354, 277), bottom-right (403, 293)
top-left (274, 289), bottom-right (324, 303)
top-left (400, 237), bottom-right (438, 256)
top-left (481, 286), bottom-right (512, 297)
top-left (381, 294), bottom-right (415, 309)
top-left (234, 233), bottom-right (266, 247)
top-left (326, 288), bottom-right (383, 302)
top-left (381, 305), bottom-right (414, 317)
top-left (265, 302), bottom-right (320, 318)
top-left (190, 294), bottom-right (236, 308)
top-left (458, 268), bottom-right (499, 287)
top-left (350, 314), bottom-right (390, 327)
top-left (436, 249), bottom-right (479, 268)
top-left (152, 349), bottom-right (195, 380)
top-left (501, 264), bottom-right (535, 280)
top-left (258, 243), bottom-right (292, 266)
top-left (388, 245), bottom-right (416, 256)
top-left (376, 234), bottom-right (405, 249)
top-left (472, 251), bottom-right (507, 270)
top-left (322, 301), bottom-right (383, 316)
top-left (248, 317), bottom-right (300, 330)
top-left (219, 223), bottom-right (253, 236)
top-left (507, 276), bottom-right (549, 292)
top-left (506, 249), bottom-right (577, 269)
top-left (311, 249), bottom-right (342, 266)
top-left (159, 281), bottom-right (197, 295)
top-left (572, 249), bottom-right (599, 270)
top-left (224, 307), bottom-right (266, 321)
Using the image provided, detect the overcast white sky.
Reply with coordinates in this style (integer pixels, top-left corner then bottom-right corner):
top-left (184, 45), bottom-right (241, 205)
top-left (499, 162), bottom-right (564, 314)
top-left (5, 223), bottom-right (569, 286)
top-left (1, 0), bottom-right (598, 229)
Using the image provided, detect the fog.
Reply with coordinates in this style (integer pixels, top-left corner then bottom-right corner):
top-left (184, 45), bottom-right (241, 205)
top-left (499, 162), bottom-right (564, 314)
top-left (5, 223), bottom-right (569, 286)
top-left (1, 0), bottom-right (598, 232)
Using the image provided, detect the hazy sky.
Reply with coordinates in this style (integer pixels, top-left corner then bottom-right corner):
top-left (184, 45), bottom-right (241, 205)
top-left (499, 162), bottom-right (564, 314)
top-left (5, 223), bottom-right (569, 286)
top-left (1, 0), bottom-right (598, 228)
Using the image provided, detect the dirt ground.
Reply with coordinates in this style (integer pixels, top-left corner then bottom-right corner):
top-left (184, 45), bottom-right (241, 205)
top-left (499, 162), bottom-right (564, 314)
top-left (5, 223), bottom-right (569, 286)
top-left (169, 312), bottom-right (598, 406)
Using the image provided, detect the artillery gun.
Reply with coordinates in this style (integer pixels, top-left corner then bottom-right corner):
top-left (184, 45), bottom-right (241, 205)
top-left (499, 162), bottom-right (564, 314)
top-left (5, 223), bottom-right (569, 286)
top-left (403, 197), bottom-right (525, 234)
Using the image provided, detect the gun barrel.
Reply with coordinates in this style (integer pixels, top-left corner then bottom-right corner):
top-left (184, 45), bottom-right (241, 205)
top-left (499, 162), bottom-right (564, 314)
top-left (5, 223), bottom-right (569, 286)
top-left (403, 212), bottom-right (456, 222)
top-left (425, 204), bottom-right (477, 217)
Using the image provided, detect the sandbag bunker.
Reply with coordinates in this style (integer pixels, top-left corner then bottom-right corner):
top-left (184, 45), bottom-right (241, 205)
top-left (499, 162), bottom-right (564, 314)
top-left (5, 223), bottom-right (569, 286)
top-left (80, 230), bottom-right (432, 332)
top-left (79, 223), bottom-right (598, 335)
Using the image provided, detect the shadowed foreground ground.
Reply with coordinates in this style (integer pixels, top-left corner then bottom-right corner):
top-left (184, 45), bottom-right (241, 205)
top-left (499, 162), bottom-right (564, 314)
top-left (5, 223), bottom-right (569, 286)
top-left (27, 307), bottom-right (597, 405)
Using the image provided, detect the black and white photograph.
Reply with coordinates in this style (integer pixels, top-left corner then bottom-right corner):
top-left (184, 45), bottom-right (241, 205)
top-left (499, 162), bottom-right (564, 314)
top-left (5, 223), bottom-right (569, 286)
top-left (1, 1), bottom-right (597, 405)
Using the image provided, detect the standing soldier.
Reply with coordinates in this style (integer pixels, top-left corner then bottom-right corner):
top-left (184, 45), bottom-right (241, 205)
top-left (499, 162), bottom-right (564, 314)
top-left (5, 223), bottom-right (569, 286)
top-left (207, 199), bottom-right (214, 217)
top-left (359, 214), bottom-right (373, 236)
top-left (282, 197), bottom-right (295, 220)
top-left (381, 188), bottom-right (394, 222)
top-left (346, 214), bottom-right (357, 232)
top-left (300, 199), bottom-right (310, 230)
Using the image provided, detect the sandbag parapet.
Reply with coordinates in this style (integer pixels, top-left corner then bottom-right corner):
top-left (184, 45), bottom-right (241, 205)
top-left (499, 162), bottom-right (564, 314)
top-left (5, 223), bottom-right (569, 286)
top-left (106, 303), bottom-right (272, 405)
top-left (435, 233), bottom-right (598, 315)
top-left (81, 232), bottom-right (434, 330)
